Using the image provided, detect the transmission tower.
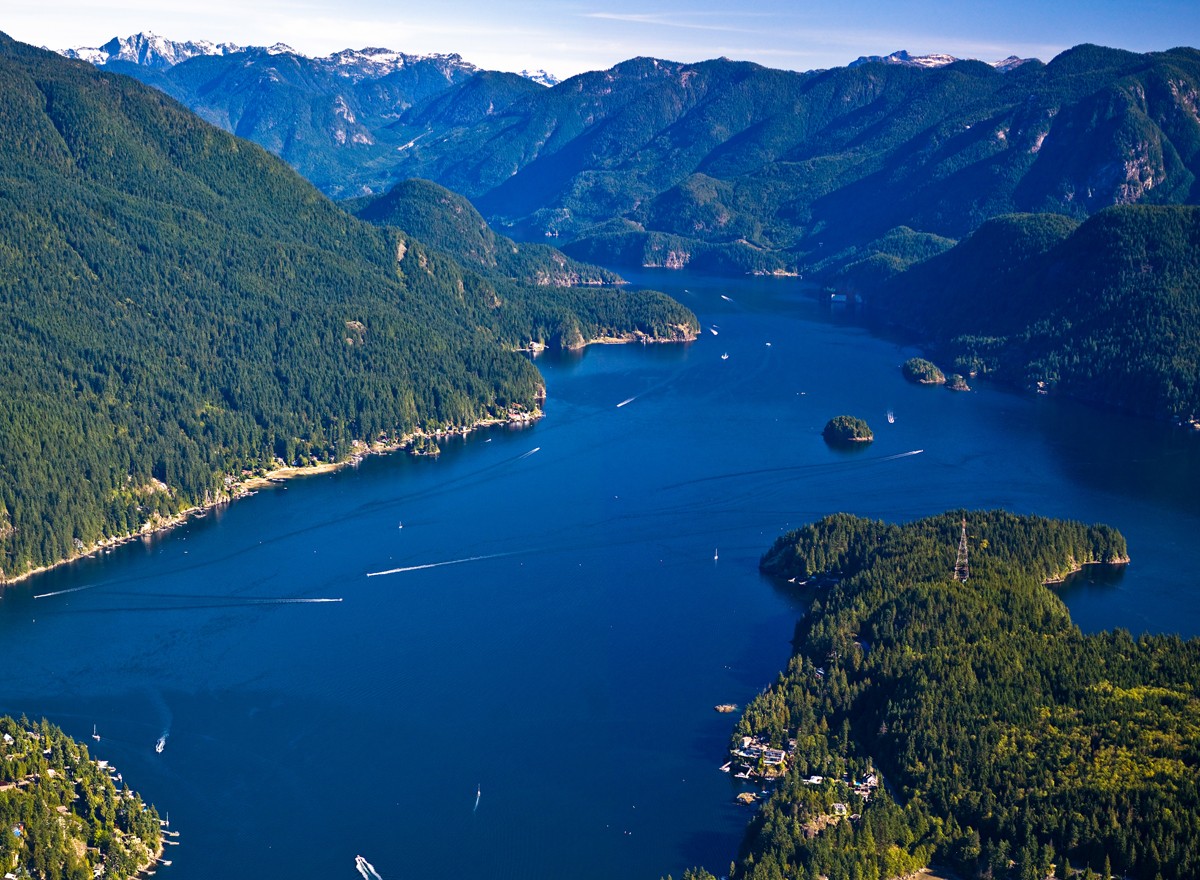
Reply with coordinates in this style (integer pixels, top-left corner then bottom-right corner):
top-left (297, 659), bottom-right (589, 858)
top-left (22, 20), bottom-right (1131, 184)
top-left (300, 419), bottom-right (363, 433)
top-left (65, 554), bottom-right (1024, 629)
top-left (954, 516), bottom-right (970, 582)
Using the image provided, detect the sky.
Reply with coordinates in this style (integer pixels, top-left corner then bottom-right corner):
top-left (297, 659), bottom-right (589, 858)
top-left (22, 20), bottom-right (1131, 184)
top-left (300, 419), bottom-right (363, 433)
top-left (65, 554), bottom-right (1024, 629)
top-left (6, 0), bottom-right (1200, 78)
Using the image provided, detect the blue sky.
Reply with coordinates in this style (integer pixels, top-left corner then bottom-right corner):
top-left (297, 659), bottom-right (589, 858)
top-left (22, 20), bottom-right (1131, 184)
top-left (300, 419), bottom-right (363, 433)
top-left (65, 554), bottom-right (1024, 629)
top-left (8, 0), bottom-right (1200, 77)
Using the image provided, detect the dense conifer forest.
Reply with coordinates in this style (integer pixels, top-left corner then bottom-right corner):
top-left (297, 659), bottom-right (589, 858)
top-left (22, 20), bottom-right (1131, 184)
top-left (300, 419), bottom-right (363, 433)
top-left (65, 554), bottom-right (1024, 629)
top-left (351, 178), bottom-right (624, 287)
top-left (683, 511), bottom-right (1200, 880)
top-left (0, 35), bottom-right (696, 581)
top-left (874, 206), bottom-right (1200, 420)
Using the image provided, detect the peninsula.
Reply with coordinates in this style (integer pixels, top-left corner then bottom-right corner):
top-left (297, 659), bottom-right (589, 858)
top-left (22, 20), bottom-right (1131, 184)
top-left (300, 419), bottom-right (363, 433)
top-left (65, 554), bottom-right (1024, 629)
top-left (695, 511), bottom-right (1200, 880)
top-left (0, 717), bottom-right (163, 879)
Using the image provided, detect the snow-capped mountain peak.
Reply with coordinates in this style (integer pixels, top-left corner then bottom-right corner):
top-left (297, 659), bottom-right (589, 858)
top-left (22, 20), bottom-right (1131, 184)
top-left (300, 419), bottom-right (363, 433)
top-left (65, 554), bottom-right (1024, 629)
top-left (61, 32), bottom-right (242, 70)
top-left (59, 34), bottom-right (485, 83)
top-left (319, 47), bottom-right (477, 82)
top-left (848, 49), bottom-right (1036, 71)
top-left (990, 55), bottom-right (1034, 72)
top-left (519, 69), bottom-right (560, 87)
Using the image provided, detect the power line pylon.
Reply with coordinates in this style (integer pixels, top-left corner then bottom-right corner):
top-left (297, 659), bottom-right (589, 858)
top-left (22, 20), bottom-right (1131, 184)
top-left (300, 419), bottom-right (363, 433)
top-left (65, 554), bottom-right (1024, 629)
top-left (954, 516), bottom-right (970, 582)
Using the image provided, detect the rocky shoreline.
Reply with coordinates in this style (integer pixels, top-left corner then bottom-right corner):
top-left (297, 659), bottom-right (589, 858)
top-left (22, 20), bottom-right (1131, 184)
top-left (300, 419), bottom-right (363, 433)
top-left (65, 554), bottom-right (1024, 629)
top-left (0, 404), bottom-right (542, 592)
top-left (1, 326), bottom-right (697, 593)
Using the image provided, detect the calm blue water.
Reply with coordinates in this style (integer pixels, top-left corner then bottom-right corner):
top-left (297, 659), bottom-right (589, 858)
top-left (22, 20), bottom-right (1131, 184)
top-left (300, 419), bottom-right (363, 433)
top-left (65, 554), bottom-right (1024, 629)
top-left (2, 270), bottom-right (1199, 879)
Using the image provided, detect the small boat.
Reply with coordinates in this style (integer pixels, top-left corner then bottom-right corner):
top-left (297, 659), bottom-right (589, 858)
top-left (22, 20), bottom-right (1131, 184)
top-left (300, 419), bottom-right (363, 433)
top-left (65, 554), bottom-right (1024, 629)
top-left (721, 353), bottom-right (729, 360)
top-left (709, 327), bottom-right (718, 336)
top-left (92, 724), bottom-right (100, 742)
top-left (887, 410), bottom-right (895, 424)
top-left (155, 736), bottom-right (166, 754)
top-left (714, 548), bottom-right (719, 561)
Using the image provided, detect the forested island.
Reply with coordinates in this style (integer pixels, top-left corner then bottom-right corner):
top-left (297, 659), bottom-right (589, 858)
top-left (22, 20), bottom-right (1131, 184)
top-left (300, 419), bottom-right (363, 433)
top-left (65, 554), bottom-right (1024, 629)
top-left (0, 717), bottom-right (162, 879)
top-left (0, 36), bottom-right (697, 584)
top-left (901, 358), bottom-right (946, 385)
top-left (680, 510), bottom-right (1200, 880)
top-left (822, 417), bottom-right (874, 445)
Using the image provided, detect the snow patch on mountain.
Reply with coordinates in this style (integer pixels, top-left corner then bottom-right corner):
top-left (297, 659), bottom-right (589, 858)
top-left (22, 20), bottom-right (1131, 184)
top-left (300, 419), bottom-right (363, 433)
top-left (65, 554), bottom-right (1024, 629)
top-left (60, 32), bottom-right (481, 81)
top-left (519, 69), bottom-right (560, 87)
top-left (61, 32), bottom-right (241, 70)
top-left (849, 49), bottom-right (1036, 71)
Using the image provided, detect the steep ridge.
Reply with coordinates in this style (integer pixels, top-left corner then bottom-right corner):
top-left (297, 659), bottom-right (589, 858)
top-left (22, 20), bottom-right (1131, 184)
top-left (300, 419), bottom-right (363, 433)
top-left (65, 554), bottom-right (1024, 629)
top-left (383, 45), bottom-right (1200, 271)
top-left (354, 178), bottom-right (622, 286)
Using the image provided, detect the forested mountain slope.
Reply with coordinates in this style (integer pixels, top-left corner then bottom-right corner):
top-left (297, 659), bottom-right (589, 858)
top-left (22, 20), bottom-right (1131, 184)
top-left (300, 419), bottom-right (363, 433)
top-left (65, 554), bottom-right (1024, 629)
top-left (0, 35), bottom-right (695, 581)
top-left (87, 42), bottom-right (540, 197)
top-left (382, 45), bottom-right (1200, 272)
top-left (704, 511), bottom-right (1200, 880)
top-left (68, 39), bottom-right (1200, 274)
top-left (874, 205), bottom-right (1200, 420)
top-left (352, 178), bottom-right (622, 286)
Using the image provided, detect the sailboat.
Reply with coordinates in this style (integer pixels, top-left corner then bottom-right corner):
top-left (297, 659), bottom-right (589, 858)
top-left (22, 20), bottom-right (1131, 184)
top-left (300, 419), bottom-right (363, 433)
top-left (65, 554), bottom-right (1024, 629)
top-left (714, 548), bottom-right (719, 561)
top-left (92, 724), bottom-right (100, 742)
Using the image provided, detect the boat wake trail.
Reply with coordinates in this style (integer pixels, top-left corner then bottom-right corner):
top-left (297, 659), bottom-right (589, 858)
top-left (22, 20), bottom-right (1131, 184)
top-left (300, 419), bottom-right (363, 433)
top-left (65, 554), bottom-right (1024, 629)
top-left (34, 584), bottom-right (99, 600)
top-left (518, 446), bottom-right (541, 459)
top-left (474, 784), bottom-right (481, 813)
top-left (240, 597), bottom-right (343, 604)
top-left (877, 449), bottom-right (923, 462)
top-left (616, 397), bottom-right (637, 408)
top-left (660, 449), bottom-right (926, 490)
top-left (355, 855), bottom-right (383, 880)
top-left (366, 552), bottom-right (520, 578)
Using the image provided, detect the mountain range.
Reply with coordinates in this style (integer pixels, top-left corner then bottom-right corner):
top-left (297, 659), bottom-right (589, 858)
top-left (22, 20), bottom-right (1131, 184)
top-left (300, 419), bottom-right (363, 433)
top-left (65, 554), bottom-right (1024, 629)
top-left (56, 33), bottom-right (561, 196)
top-left (60, 36), bottom-right (1200, 277)
top-left (378, 44), bottom-right (1200, 274)
top-left (847, 49), bottom-right (1033, 71)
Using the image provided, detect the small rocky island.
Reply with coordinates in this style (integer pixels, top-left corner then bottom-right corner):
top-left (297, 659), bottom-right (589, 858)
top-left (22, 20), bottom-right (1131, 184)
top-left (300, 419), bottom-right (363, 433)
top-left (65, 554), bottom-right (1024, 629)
top-left (946, 372), bottom-right (971, 391)
top-left (901, 357), bottom-right (946, 384)
top-left (823, 415), bottom-right (874, 445)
